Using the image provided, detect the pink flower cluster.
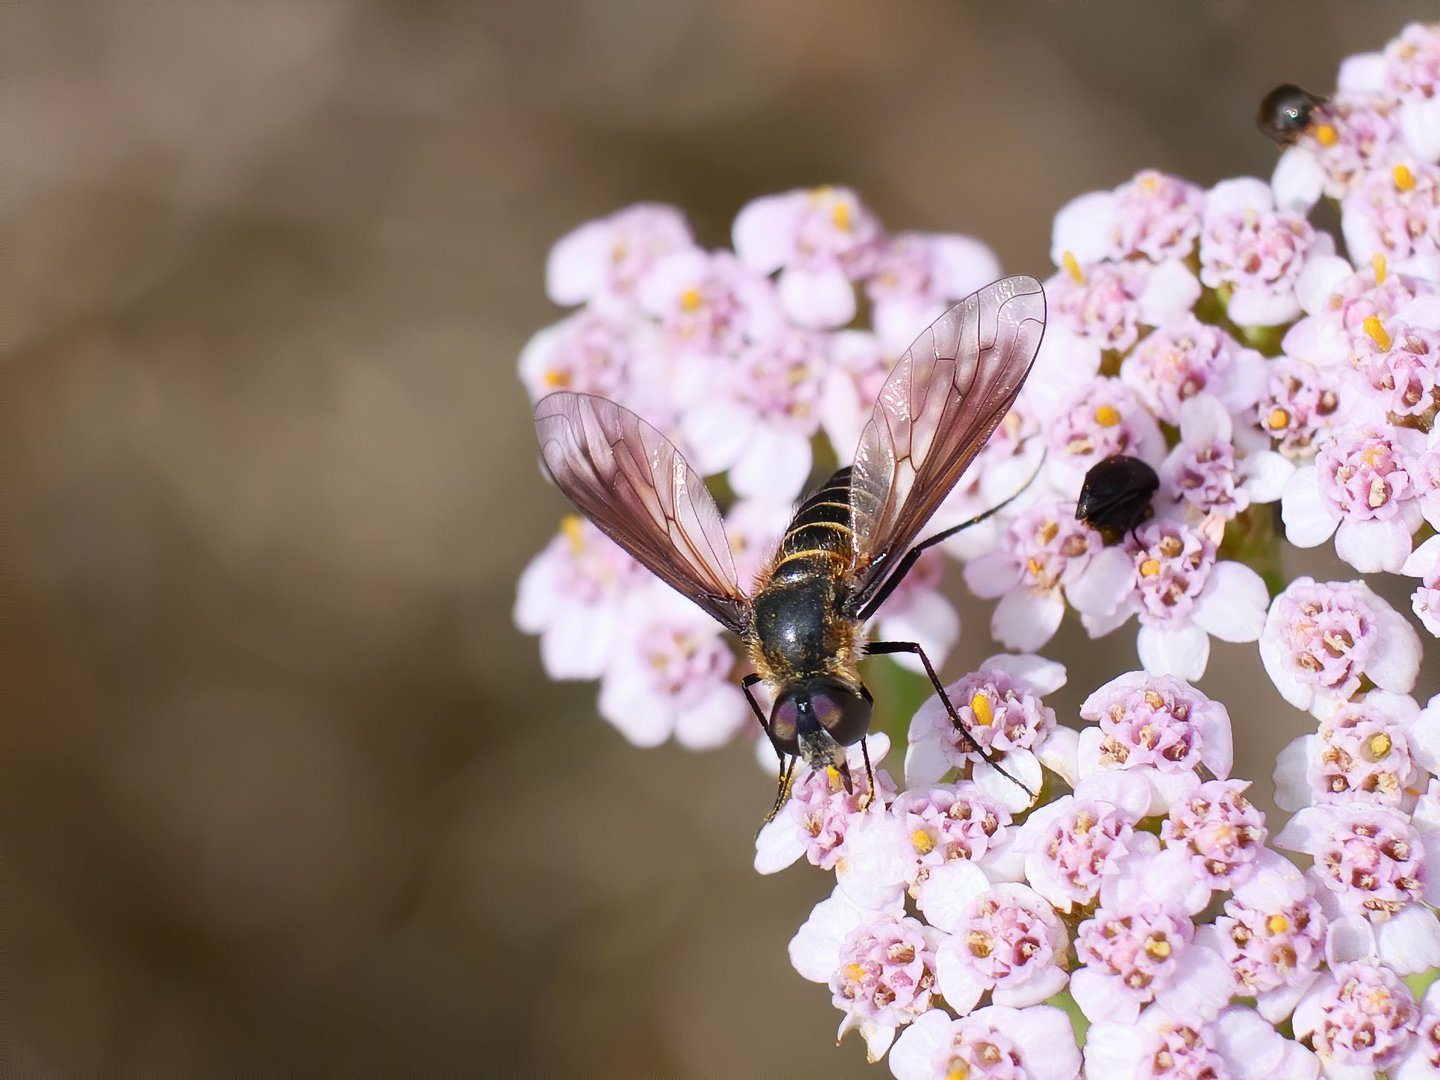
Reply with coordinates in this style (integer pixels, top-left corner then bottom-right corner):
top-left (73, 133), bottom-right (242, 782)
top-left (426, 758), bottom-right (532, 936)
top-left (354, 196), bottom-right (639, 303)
top-left (517, 22), bottom-right (1440, 1078)
top-left (777, 665), bottom-right (1358, 1074)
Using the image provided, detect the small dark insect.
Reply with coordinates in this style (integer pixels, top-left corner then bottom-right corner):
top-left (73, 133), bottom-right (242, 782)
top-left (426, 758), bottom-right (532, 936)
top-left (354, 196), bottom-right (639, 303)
top-left (1256, 83), bottom-right (1329, 146)
top-left (534, 276), bottom-right (1046, 818)
top-left (1076, 454), bottom-right (1160, 545)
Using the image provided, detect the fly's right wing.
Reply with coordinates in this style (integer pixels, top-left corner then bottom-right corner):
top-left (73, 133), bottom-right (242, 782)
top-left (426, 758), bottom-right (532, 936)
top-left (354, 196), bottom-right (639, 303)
top-left (534, 391), bottom-right (751, 634)
top-left (848, 276), bottom-right (1046, 611)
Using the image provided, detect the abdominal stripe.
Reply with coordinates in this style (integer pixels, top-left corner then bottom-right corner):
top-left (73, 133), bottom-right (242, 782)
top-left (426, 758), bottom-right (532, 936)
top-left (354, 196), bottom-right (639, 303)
top-left (773, 548), bottom-right (849, 571)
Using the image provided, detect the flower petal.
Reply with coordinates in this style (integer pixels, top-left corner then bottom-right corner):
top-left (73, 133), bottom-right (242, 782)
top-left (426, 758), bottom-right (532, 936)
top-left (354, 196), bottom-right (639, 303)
top-left (779, 265), bottom-right (857, 329)
top-left (1280, 467), bottom-right (1340, 547)
top-left (1193, 561), bottom-right (1269, 642)
top-left (992, 589), bottom-right (1065, 652)
top-left (1137, 622), bottom-right (1211, 680)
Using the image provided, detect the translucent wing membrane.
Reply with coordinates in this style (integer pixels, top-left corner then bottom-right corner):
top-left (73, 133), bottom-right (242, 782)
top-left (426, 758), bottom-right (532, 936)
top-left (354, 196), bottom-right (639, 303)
top-left (534, 391), bottom-right (751, 633)
top-left (849, 276), bottom-right (1046, 608)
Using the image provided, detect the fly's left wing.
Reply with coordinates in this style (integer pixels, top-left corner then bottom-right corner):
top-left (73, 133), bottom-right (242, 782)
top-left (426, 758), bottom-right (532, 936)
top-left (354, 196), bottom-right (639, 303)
top-left (848, 276), bottom-right (1046, 611)
top-left (534, 391), bottom-right (751, 634)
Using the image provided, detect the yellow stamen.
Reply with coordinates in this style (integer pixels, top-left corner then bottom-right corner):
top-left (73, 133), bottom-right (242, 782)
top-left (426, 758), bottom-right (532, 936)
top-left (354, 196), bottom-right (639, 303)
top-left (911, 829), bottom-right (935, 855)
top-left (1362, 445), bottom-right (1385, 467)
top-left (1394, 164), bottom-right (1417, 191)
top-left (1371, 254), bottom-right (1387, 285)
top-left (1266, 913), bottom-right (1290, 934)
top-left (543, 369), bottom-right (571, 388)
top-left (1315, 123), bottom-right (1339, 147)
top-left (1267, 407), bottom-right (1291, 431)
top-left (561, 514), bottom-right (586, 553)
top-left (1146, 938), bottom-right (1172, 960)
top-left (1364, 315), bottom-right (1393, 351)
top-left (1367, 732), bottom-right (1393, 760)
top-left (679, 287), bottom-right (702, 312)
top-left (1026, 556), bottom-right (1044, 577)
top-left (843, 962), bottom-right (867, 984)
top-left (831, 199), bottom-right (853, 232)
top-left (970, 693), bottom-right (994, 727)
top-left (1062, 250), bottom-right (1085, 284)
top-left (1140, 558), bottom-right (1162, 577)
top-left (946, 1066), bottom-right (971, 1080)
top-left (1094, 404), bottom-right (1122, 427)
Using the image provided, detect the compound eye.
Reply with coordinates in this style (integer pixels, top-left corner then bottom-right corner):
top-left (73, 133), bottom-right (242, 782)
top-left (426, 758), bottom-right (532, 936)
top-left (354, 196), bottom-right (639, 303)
top-left (768, 693), bottom-right (800, 755)
top-left (811, 685), bottom-right (871, 747)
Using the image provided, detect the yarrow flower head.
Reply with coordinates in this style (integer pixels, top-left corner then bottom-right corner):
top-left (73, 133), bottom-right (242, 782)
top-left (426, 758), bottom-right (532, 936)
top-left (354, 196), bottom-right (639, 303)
top-left (789, 890), bottom-right (938, 1061)
top-left (1200, 178), bottom-right (1329, 326)
top-left (1282, 421), bottom-right (1427, 572)
top-left (755, 734), bottom-right (898, 879)
top-left (1293, 961), bottom-right (1422, 1076)
top-left (515, 516), bottom-right (647, 680)
top-left (1014, 770), bottom-right (1153, 912)
top-left (1276, 802), bottom-right (1437, 921)
top-left (906, 654), bottom-right (1066, 812)
top-left (1077, 671), bottom-right (1235, 814)
top-left (889, 1004), bottom-right (1082, 1080)
top-left (922, 864), bottom-right (1071, 1014)
top-left (1259, 576), bottom-right (1422, 717)
top-left (962, 500), bottom-right (1123, 652)
top-left (1085, 1006), bottom-right (1320, 1080)
top-left (1200, 856), bottom-right (1329, 1023)
top-left (733, 185), bottom-right (885, 328)
top-left (1069, 848), bottom-right (1230, 1026)
top-left (1160, 778), bottom-right (1269, 892)
top-left (1273, 690), bottom-right (1440, 812)
top-left (546, 202), bottom-right (695, 311)
top-left (599, 582), bottom-right (747, 749)
top-left (1086, 517), bottom-right (1268, 681)
top-left (1120, 314), bottom-right (1266, 426)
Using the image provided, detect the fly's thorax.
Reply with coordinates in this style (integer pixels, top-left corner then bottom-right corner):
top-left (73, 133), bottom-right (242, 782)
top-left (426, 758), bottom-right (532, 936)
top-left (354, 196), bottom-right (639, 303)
top-left (750, 575), bottom-right (841, 681)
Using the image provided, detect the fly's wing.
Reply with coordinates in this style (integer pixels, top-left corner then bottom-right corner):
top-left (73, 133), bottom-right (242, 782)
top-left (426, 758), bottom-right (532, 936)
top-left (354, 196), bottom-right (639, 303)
top-left (849, 276), bottom-right (1045, 607)
top-left (534, 391), bottom-right (751, 634)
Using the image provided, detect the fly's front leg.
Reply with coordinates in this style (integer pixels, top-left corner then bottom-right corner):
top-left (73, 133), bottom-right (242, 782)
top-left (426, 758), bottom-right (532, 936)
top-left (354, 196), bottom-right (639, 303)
top-left (741, 672), bottom-right (780, 760)
top-left (745, 672), bottom-right (799, 825)
top-left (865, 640), bottom-right (1036, 799)
top-left (762, 755), bottom-right (798, 826)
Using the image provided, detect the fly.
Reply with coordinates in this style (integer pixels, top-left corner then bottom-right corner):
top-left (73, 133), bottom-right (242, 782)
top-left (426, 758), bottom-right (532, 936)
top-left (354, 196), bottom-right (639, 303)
top-left (533, 276), bottom-right (1047, 817)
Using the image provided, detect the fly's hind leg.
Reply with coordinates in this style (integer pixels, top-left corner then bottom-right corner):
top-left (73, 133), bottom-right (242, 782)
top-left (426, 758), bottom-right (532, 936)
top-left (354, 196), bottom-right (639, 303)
top-left (865, 640), bottom-right (1036, 800)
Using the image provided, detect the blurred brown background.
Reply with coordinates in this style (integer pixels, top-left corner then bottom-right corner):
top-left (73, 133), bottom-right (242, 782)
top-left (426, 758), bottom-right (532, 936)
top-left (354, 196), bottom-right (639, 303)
top-left (7, 2), bottom-right (1438, 1075)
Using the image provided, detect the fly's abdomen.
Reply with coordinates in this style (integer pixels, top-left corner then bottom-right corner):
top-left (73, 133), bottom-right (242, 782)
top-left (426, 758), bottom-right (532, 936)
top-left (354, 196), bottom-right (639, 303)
top-left (769, 467), bottom-right (855, 585)
top-left (752, 467), bottom-right (864, 681)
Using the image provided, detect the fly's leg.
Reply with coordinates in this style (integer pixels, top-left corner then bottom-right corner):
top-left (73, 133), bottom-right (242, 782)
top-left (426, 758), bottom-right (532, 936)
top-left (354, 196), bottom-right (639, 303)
top-left (763, 755), bottom-right (798, 826)
top-left (741, 672), bottom-right (779, 759)
top-left (745, 672), bottom-right (801, 825)
top-left (858, 735), bottom-right (877, 810)
top-left (865, 640), bottom-right (1036, 799)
